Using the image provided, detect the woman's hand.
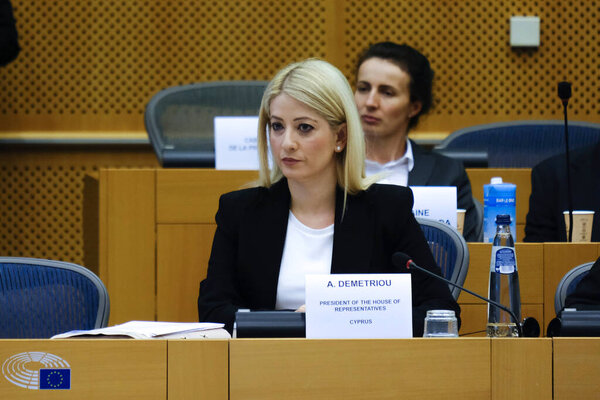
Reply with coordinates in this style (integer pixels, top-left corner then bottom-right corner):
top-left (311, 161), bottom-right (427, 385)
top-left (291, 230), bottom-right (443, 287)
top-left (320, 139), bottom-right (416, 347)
top-left (295, 304), bottom-right (306, 313)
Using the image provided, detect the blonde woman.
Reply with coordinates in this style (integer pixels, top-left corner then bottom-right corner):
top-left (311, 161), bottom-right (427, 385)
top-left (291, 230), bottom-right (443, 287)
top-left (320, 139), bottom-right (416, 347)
top-left (198, 59), bottom-right (459, 337)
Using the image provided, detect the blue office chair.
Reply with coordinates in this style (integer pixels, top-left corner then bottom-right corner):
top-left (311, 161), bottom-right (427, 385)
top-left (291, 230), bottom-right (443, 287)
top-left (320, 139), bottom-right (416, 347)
top-left (145, 81), bottom-right (269, 167)
top-left (554, 261), bottom-right (594, 314)
top-left (416, 218), bottom-right (469, 300)
top-left (472, 197), bottom-right (484, 242)
top-left (0, 257), bottom-right (110, 338)
top-left (434, 120), bottom-right (600, 168)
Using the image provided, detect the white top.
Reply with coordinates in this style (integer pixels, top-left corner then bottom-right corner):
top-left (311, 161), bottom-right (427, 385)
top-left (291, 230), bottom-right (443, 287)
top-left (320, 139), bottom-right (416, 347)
top-left (275, 211), bottom-right (334, 310)
top-left (365, 139), bottom-right (415, 186)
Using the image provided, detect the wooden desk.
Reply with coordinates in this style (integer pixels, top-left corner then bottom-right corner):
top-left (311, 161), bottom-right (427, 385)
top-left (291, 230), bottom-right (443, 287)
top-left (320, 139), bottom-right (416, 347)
top-left (554, 337), bottom-right (600, 399)
top-left (94, 169), bottom-right (598, 334)
top-left (0, 340), bottom-right (167, 399)
top-left (230, 338), bottom-right (491, 399)
top-left (0, 339), bottom-right (229, 400)
top-left (7, 337), bottom-right (598, 400)
top-left (228, 338), bottom-right (552, 400)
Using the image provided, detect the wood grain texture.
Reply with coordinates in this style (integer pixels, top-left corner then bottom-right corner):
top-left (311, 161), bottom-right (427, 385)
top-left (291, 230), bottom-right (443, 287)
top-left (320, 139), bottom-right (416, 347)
top-left (157, 224), bottom-right (216, 322)
top-left (101, 169), bottom-right (156, 324)
top-left (554, 338), bottom-right (600, 400)
top-left (230, 338), bottom-right (490, 400)
top-left (0, 339), bottom-right (166, 399)
top-left (491, 338), bottom-right (552, 400)
top-left (168, 340), bottom-right (229, 400)
top-left (156, 169), bottom-right (258, 223)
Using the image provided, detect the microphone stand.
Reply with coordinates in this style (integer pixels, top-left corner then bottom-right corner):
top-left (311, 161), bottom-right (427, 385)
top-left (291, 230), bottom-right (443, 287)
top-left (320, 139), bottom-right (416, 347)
top-left (400, 258), bottom-right (523, 337)
top-left (559, 81), bottom-right (574, 242)
top-left (563, 101), bottom-right (574, 242)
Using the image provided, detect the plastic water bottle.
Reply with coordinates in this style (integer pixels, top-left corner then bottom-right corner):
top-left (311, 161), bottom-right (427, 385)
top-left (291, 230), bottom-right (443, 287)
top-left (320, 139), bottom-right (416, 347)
top-left (487, 214), bottom-right (521, 337)
top-left (483, 177), bottom-right (516, 242)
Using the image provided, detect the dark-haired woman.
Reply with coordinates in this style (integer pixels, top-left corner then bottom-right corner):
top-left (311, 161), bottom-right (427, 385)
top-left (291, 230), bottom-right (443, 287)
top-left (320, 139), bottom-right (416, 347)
top-left (355, 42), bottom-right (478, 241)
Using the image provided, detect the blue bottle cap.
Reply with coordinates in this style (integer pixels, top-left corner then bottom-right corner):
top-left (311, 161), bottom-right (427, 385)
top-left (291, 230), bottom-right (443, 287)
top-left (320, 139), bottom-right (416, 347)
top-left (495, 214), bottom-right (511, 224)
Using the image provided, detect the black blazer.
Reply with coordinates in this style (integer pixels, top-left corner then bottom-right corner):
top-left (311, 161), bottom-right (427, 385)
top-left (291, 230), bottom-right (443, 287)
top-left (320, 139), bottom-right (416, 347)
top-left (524, 142), bottom-right (600, 242)
top-left (0, 0), bottom-right (20, 66)
top-left (198, 178), bottom-right (460, 336)
top-left (409, 140), bottom-right (478, 241)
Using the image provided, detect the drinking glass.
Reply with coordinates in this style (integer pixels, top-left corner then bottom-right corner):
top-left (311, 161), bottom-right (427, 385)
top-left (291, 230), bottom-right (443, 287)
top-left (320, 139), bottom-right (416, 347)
top-left (423, 310), bottom-right (458, 337)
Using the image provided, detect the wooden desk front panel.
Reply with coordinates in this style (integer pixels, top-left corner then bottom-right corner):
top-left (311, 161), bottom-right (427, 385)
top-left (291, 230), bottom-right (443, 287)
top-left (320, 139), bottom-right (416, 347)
top-left (0, 340), bottom-right (166, 399)
top-left (492, 338), bottom-right (552, 400)
top-left (230, 338), bottom-right (490, 400)
top-left (168, 340), bottom-right (229, 400)
top-left (554, 338), bottom-right (600, 400)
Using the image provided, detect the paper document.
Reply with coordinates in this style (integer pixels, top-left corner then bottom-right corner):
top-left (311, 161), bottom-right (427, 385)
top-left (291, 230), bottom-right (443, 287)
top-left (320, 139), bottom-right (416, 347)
top-left (51, 321), bottom-right (228, 339)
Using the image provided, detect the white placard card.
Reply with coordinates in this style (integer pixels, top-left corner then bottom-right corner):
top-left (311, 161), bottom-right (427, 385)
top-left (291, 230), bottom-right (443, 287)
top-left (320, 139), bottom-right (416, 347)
top-left (305, 274), bottom-right (412, 339)
top-left (214, 116), bottom-right (260, 170)
top-left (410, 186), bottom-right (458, 228)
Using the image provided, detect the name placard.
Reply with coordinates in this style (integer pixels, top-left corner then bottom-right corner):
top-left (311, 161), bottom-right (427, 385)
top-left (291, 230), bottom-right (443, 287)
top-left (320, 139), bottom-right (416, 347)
top-left (410, 186), bottom-right (457, 228)
top-left (214, 116), bottom-right (260, 170)
top-left (305, 274), bottom-right (412, 339)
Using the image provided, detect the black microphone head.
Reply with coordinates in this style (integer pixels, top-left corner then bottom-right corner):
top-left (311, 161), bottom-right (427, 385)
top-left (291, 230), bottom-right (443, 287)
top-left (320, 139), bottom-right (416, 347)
top-left (521, 317), bottom-right (540, 337)
top-left (392, 252), bottom-right (412, 270)
top-left (558, 81), bottom-right (572, 101)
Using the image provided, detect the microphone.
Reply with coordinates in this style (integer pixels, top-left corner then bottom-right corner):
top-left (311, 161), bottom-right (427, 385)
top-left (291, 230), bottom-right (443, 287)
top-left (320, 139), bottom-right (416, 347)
top-left (558, 81), bottom-right (574, 242)
top-left (558, 81), bottom-right (572, 106)
top-left (392, 252), bottom-right (538, 337)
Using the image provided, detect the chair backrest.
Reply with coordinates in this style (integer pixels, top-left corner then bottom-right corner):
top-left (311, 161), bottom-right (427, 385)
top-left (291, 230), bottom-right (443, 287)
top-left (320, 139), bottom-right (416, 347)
top-left (434, 120), bottom-right (600, 168)
top-left (145, 81), bottom-right (269, 167)
top-left (0, 257), bottom-right (110, 338)
top-left (416, 218), bottom-right (470, 300)
top-left (472, 196), bottom-right (484, 242)
top-left (554, 261), bottom-right (594, 314)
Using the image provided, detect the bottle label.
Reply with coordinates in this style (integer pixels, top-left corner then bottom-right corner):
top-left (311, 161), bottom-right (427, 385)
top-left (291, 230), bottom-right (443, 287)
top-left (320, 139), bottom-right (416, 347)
top-left (490, 246), bottom-right (517, 274)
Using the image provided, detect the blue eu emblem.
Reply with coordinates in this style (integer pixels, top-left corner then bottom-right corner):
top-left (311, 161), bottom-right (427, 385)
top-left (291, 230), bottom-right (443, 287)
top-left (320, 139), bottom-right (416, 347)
top-left (39, 368), bottom-right (71, 389)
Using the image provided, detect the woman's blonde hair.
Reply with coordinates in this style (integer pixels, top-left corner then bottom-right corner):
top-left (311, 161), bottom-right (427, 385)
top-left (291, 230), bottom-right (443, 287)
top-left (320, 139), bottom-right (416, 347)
top-left (257, 58), bottom-right (374, 197)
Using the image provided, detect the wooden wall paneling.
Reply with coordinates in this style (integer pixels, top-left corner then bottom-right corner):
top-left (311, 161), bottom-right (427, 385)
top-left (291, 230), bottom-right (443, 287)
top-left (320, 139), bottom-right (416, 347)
top-left (230, 338), bottom-right (490, 400)
top-left (156, 169), bottom-right (258, 223)
top-left (0, 339), bottom-right (166, 399)
top-left (168, 340), bottom-right (229, 400)
top-left (340, 1), bottom-right (600, 133)
top-left (2, 1), bottom-right (598, 134)
top-left (0, 146), bottom-right (156, 266)
top-left (100, 169), bottom-right (156, 325)
top-left (491, 338), bottom-right (552, 400)
top-left (554, 338), bottom-right (600, 400)
top-left (156, 224), bottom-right (216, 322)
top-left (542, 243), bottom-right (600, 324)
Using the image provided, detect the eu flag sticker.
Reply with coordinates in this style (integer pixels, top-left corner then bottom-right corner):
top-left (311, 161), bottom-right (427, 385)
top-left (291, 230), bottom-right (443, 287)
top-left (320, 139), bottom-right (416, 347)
top-left (39, 369), bottom-right (71, 390)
